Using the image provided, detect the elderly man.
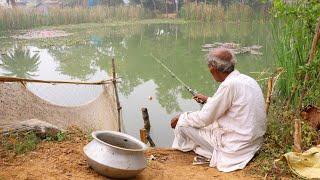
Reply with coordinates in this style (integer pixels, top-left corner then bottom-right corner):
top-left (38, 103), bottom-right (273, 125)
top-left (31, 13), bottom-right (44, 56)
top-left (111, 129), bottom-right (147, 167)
top-left (171, 48), bottom-right (266, 172)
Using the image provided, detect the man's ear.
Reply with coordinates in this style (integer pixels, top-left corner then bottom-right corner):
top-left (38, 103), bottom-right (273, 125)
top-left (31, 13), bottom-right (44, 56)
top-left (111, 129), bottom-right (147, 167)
top-left (209, 66), bottom-right (215, 74)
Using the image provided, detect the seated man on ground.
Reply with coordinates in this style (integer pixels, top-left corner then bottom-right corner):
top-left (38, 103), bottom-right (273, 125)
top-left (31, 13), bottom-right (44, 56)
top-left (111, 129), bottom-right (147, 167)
top-left (171, 48), bottom-right (266, 172)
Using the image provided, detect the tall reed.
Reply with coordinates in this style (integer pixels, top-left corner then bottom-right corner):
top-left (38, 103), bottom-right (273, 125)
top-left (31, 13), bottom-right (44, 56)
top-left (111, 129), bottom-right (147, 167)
top-left (179, 3), bottom-right (224, 22)
top-left (271, 0), bottom-right (320, 107)
top-left (179, 3), bottom-right (259, 22)
top-left (0, 6), bottom-right (154, 31)
top-left (272, 20), bottom-right (310, 103)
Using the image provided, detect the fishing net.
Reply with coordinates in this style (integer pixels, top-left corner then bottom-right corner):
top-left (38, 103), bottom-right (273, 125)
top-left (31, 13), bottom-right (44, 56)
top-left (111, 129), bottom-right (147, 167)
top-left (0, 82), bottom-right (119, 131)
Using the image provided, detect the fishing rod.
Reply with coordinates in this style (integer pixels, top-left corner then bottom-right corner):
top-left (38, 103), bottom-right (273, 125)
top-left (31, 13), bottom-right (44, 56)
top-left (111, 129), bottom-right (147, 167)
top-left (150, 54), bottom-right (205, 104)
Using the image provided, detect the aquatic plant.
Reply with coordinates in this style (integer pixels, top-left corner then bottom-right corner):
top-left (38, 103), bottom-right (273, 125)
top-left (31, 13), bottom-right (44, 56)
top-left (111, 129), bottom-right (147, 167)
top-left (0, 6), bottom-right (154, 31)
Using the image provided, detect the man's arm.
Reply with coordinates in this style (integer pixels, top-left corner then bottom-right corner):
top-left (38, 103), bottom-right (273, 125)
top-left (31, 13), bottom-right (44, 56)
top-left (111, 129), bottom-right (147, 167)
top-left (171, 114), bottom-right (180, 129)
top-left (193, 94), bottom-right (208, 104)
top-left (178, 84), bottom-right (234, 128)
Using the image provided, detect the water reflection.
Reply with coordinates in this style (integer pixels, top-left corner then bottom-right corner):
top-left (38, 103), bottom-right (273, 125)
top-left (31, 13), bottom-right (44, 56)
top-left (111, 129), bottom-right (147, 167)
top-left (0, 22), bottom-right (274, 146)
top-left (0, 46), bottom-right (40, 78)
top-left (50, 45), bottom-right (99, 80)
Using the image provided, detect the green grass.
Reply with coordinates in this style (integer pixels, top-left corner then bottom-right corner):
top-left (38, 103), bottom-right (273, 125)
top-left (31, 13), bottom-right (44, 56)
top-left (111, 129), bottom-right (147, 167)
top-left (0, 130), bottom-right (67, 155)
top-left (1, 131), bottom-right (39, 155)
top-left (272, 20), bottom-right (311, 106)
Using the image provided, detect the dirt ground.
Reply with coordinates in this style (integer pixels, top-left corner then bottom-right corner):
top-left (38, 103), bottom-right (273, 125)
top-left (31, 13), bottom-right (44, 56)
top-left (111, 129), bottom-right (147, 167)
top-left (0, 131), bottom-right (262, 180)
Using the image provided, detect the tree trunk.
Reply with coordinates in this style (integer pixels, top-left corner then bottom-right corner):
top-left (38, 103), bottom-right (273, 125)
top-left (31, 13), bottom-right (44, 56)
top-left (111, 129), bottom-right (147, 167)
top-left (175, 0), bottom-right (179, 13)
top-left (165, 0), bottom-right (168, 18)
top-left (152, 0), bottom-right (156, 11)
top-left (10, 0), bottom-right (16, 7)
top-left (82, 0), bottom-right (87, 7)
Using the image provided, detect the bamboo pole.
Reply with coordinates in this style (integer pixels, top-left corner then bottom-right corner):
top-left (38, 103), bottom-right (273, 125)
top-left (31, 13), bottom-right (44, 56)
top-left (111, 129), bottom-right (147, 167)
top-left (293, 119), bottom-right (302, 153)
top-left (0, 76), bottom-right (119, 85)
top-left (112, 58), bottom-right (122, 132)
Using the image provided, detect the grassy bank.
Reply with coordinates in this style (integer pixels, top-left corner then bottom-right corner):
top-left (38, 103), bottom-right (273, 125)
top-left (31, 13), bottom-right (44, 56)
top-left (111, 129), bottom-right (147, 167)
top-left (272, 0), bottom-right (320, 108)
top-left (179, 3), bottom-right (266, 22)
top-left (0, 6), bottom-right (154, 31)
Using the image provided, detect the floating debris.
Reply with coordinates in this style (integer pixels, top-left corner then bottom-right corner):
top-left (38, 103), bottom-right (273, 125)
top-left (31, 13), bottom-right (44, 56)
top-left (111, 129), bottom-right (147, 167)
top-left (201, 42), bottom-right (263, 55)
top-left (12, 30), bottom-right (72, 40)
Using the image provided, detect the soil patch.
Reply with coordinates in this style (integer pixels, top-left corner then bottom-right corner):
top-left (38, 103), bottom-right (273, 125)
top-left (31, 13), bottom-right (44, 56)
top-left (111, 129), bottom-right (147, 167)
top-left (0, 131), bottom-right (261, 180)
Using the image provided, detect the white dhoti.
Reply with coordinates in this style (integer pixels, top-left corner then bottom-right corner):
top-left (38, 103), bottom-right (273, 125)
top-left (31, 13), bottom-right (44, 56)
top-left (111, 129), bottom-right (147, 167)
top-left (172, 126), bottom-right (214, 159)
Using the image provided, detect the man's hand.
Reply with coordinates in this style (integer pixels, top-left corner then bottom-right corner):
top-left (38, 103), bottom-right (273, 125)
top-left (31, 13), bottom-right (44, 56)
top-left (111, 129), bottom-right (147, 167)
top-left (171, 114), bottom-right (180, 129)
top-left (193, 93), bottom-right (208, 104)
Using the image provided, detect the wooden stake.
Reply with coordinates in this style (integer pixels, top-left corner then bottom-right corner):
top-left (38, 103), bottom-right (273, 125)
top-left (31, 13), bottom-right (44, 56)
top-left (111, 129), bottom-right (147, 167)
top-left (140, 129), bottom-right (148, 144)
top-left (141, 107), bottom-right (151, 132)
top-left (293, 119), bottom-right (302, 153)
top-left (265, 77), bottom-right (273, 114)
top-left (112, 58), bottom-right (122, 132)
top-left (140, 107), bottom-right (155, 147)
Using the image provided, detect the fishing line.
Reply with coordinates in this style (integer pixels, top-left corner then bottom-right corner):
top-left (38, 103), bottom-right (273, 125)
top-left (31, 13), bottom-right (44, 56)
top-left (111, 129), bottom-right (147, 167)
top-left (150, 53), bottom-right (205, 105)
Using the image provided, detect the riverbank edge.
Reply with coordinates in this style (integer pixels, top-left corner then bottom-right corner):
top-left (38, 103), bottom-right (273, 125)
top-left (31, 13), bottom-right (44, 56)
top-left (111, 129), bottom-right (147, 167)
top-left (0, 128), bottom-right (262, 179)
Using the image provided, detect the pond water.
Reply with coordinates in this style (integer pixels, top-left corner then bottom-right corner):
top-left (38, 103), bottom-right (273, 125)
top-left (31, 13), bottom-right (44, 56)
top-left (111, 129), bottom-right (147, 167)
top-left (0, 21), bottom-right (274, 147)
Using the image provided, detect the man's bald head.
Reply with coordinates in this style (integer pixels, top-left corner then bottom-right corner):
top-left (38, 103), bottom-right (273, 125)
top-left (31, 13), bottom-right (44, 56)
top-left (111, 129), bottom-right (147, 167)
top-left (207, 48), bottom-right (236, 73)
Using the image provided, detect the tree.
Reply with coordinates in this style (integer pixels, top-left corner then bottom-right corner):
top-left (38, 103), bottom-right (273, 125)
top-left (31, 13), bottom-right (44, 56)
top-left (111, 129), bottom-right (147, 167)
top-left (7, 0), bottom-right (16, 6)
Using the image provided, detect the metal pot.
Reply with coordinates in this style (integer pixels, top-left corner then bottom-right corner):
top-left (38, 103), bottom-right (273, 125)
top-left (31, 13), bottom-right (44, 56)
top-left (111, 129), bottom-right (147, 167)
top-left (83, 131), bottom-right (148, 179)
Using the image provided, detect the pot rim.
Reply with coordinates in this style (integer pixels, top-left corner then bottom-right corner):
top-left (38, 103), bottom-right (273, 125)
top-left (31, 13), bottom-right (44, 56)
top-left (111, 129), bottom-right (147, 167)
top-left (92, 130), bottom-right (148, 152)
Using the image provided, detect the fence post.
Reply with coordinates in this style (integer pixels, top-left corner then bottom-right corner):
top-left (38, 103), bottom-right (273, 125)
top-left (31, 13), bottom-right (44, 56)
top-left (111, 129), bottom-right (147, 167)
top-left (112, 58), bottom-right (122, 132)
top-left (140, 107), bottom-right (155, 147)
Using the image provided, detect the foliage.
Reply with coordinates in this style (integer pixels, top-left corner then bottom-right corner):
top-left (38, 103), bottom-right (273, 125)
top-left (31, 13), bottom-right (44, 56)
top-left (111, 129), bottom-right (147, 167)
top-left (0, 6), bottom-right (154, 31)
top-left (0, 130), bottom-right (68, 155)
top-left (249, 106), bottom-right (319, 178)
top-left (1, 131), bottom-right (39, 155)
top-left (272, 0), bottom-right (320, 107)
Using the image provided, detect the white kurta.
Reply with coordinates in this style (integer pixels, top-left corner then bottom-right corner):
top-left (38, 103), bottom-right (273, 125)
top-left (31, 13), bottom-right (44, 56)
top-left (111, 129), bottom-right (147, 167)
top-left (172, 70), bottom-right (266, 172)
